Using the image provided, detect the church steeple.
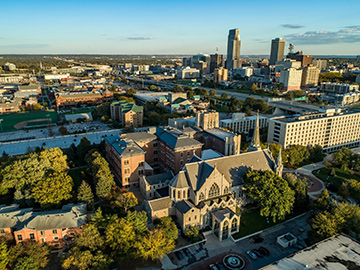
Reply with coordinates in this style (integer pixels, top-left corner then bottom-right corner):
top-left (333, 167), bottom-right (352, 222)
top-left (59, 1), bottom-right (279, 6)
top-left (248, 111), bottom-right (261, 152)
top-left (275, 148), bottom-right (283, 177)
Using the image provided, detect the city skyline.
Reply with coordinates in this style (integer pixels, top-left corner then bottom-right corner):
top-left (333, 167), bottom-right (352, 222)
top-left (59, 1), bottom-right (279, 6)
top-left (1, 0), bottom-right (360, 55)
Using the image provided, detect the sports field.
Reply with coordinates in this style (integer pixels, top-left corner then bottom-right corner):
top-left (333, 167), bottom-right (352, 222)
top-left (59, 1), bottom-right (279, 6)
top-left (0, 111), bottom-right (58, 132)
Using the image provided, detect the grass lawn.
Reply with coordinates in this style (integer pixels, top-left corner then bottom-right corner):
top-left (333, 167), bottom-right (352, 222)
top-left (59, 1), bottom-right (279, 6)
top-left (232, 209), bottom-right (303, 239)
top-left (0, 111), bottom-right (58, 132)
top-left (312, 167), bottom-right (360, 190)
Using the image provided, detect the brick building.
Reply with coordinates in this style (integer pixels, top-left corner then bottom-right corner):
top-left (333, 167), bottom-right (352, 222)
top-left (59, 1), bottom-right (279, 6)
top-left (56, 89), bottom-right (113, 109)
top-left (0, 203), bottom-right (86, 248)
top-left (110, 100), bottom-right (143, 128)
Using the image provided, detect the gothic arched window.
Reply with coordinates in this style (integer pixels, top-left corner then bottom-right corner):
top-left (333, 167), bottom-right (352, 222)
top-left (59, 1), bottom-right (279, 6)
top-left (208, 183), bottom-right (220, 198)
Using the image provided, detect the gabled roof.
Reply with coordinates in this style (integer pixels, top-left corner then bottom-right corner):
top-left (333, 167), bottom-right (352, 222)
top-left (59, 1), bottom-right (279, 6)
top-left (148, 197), bottom-right (173, 212)
top-left (184, 161), bottom-right (216, 192)
top-left (170, 171), bottom-right (189, 188)
top-left (145, 171), bottom-right (173, 186)
top-left (105, 136), bottom-right (145, 158)
top-left (120, 132), bottom-right (157, 143)
top-left (175, 200), bottom-right (193, 214)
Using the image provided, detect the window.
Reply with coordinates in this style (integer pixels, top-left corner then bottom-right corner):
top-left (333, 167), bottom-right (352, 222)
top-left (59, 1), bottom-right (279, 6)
top-left (154, 150), bottom-right (158, 155)
top-left (199, 192), bottom-right (205, 201)
top-left (62, 228), bottom-right (66, 231)
top-left (224, 186), bottom-right (229, 194)
top-left (52, 229), bottom-right (57, 235)
top-left (124, 168), bottom-right (130, 175)
top-left (208, 183), bottom-right (220, 198)
top-left (124, 159), bottom-right (129, 165)
top-left (173, 190), bottom-right (175, 198)
top-left (41, 238), bottom-right (46, 243)
top-left (30, 233), bottom-right (35, 240)
top-left (178, 190), bottom-right (181, 199)
top-left (188, 151), bottom-right (190, 157)
top-left (138, 161), bottom-right (144, 167)
top-left (0, 229), bottom-right (4, 234)
top-left (153, 142), bottom-right (158, 147)
top-left (180, 160), bottom-right (183, 166)
top-left (53, 236), bottom-right (59, 240)
top-left (125, 177), bottom-right (130, 182)
top-left (183, 190), bottom-right (186, 198)
top-left (181, 152), bottom-right (183, 158)
top-left (40, 231), bottom-right (45, 236)
top-left (139, 169), bottom-right (144, 175)
top-left (17, 235), bottom-right (23, 242)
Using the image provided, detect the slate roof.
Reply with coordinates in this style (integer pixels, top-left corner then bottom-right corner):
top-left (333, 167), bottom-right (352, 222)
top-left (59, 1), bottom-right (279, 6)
top-left (156, 127), bottom-right (203, 150)
top-left (148, 197), bottom-right (173, 212)
top-left (105, 136), bottom-right (145, 158)
top-left (145, 172), bottom-right (173, 186)
top-left (212, 208), bottom-right (237, 222)
top-left (120, 132), bottom-right (157, 143)
top-left (0, 204), bottom-right (32, 229)
top-left (175, 200), bottom-right (193, 214)
top-left (181, 149), bottom-right (275, 190)
top-left (170, 171), bottom-right (189, 188)
top-left (22, 203), bottom-right (87, 231)
top-left (204, 128), bottom-right (237, 140)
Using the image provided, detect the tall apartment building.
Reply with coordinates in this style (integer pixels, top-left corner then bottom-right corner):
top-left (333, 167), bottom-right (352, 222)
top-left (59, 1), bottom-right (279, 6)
top-left (110, 100), bottom-right (143, 128)
top-left (267, 109), bottom-right (360, 153)
top-left (320, 83), bottom-right (359, 95)
top-left (312, 59), bottom-right (328, 71)
top-left (301, 65), bottom-right (320, 88)
top-left (270, 38), bottom-right (285, 65)
top-left (280, 68), bottom-right (303, 91)
top-left (220, 113), bottom-right (268, 133)
top-left (210, 54), bottom-right (224, 73)
top-left (233, 67), bottom-right (254, 78)
top-left (195, 110), bottom-right (219, 130)
top-left (226, 29), bottom-right (241, 70)
top-left (287, 51), bottom-right (312, 66)
top-left (214, 67), bottom-right (228, 83)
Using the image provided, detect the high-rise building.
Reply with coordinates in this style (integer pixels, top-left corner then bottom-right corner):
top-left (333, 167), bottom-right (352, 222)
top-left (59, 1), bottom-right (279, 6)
top-left (301, 65), bottom-right (320, 88)
top-left (214, 67), bottom-right (228, 83)
top-left (195, 110), bottom-right (219, 130)
top-left (226, 29), bottom-right (241, 70)
top-left (210, 54), bottom-right (223, 73)
top-left (269, 38), bottom-right (285, 65)
top-left (312, 59), bottom-right (328, 71)
top-left (279, 68), bottom-right (303, 91)
top-left (287, 51), bottom-right (312, 66)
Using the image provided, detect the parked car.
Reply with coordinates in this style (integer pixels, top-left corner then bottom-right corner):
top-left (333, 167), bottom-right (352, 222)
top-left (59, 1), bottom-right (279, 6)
top-left (216, 263), bottom-right (226, 270)
top-left (258, 246), bottom-right (270, 256)
top-left (209, 264), bottom-right (219, 270)
top-left (252, 249), bottom-right (263, 258)
top-left (175, 251), bottom-right (183, 260)
top-left (247, 250), bottom-right (257, 260)
top-left (183, 248), bottom-right (191, 257)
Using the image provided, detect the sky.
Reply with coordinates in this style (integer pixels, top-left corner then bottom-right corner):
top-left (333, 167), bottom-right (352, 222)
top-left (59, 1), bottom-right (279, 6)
top-left (1, 0), bottom-right (360, 55)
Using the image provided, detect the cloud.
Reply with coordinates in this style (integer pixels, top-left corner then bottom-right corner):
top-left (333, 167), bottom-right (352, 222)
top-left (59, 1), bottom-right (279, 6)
top-left (285, 26), bottom-right (360, 45)
top-left (0, 43), bottom-right (50, 49)
top-left (281, 24), bottom-right (305, 29)
top-left (127, 36), bottom-right (154, 40)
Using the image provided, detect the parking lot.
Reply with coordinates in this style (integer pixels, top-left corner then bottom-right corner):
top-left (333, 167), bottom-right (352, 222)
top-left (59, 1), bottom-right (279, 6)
top-left (166, 242), bottom-right (208, 269)
top-left (201, 212), bottom-right (311, 270)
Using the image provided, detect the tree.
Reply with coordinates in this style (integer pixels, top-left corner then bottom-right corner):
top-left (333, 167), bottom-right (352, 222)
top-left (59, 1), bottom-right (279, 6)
top-left (111, 188), bottom-right (138, 212)
top-left (14, 256), bottom-right (39, 270)
top-left (308, 145), bottom-right (324, 163)
top-left (0, 241), bottom-right (9, 270)
top-left (62, 247), bottom-right (94, 270)
top-left (155, 217), bottom-right (178, 242)
top-left (209, 89), bottom-right (216, 96)
top-left (39, 147), bottom-right (69, 173)
top-left (74, 223), bottom-right (104, 251)
top-left (244, 170), bottom-right (295, 222)
top-left (332, 147), bottom-right (353, 169)
top-left (59, 126), bottom-right (68, 135)
top-left (187, 89), bottom-right (194, 99)
top-left (220, 93), bottom-right (228, 99)
top-left (185, 226), bottom-right (200, 243)
top-left (136, 229), bottom-right (175, 260)
top-left (32, 103), bottom-right (44, 111)
top-left (149, 85), bottom-right (157, 91)
top-left (283, 173), bottom-right (309, 212)
top-left (77, 181), bottom-right (94, 206)
top-left (8, 242), bottom-right (50, 269)
top-left (126, 88), bottom-right (137, 96)
top-left (338, 182), bottom-right (350, 199)
top-left (315, 189), bottom-right (330, 210)
top-left (76, 137), bottom-right (93, 162)
top-left (285, 145), bottom-right (310, 167)
top-left (32, 172), bottom-right (73, 208)
top-left (312, 211), bottom-right (345, 238)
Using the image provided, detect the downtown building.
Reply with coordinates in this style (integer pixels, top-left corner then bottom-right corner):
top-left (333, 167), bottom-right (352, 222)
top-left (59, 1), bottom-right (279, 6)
top-left (267, 108), bottom-right (360, 153)
top-left (269, 38), bottom-right (285, 65)
top-left (226, 29), bottom-right (241, 70)
top-left (220, 113), bottom-right (268, 134)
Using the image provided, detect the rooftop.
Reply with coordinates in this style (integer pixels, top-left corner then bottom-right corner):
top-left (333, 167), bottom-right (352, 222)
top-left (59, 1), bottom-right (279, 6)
top-left (205, 128), bottom-right (237, 140)
top-left (148, 197), bottom-right (173, 212)
top-left (105, 136), bottom-right (145, 157)
top-left (156, 127), bottom-right (203, 150)
top-left (261, 234), bottom-right (360, 270)
top-left (145, 171), bottom-right (173, 186)
top-left (120, 132), bottom-right (157, 143)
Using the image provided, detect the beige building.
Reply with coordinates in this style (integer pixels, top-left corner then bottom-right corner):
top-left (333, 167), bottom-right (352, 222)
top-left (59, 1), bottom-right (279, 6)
top-left (110, 100), bottom-right (143, 128)
top-left (301, 65), bottom-right (320, 88)
top-left (195, 110), bottom-right (219, 130)
top-left (144, 149), bottom-right (281, 241)
top-left (280, 67), bottom-right (303, 91)
top-left (267, 109), bottom-right (360, 152)
top-left (220, 113), bottom-right (268, 134)
top-left (140, 172), bottom-right (173, 200)
top-left (214, 67), bottom-right (228, 83)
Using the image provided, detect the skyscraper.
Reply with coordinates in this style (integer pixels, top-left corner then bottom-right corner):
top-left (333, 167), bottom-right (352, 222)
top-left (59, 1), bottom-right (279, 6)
top-left (269, 38), bottom-right (285, 65)
top-left (226, 29), bottom-right (241, 70)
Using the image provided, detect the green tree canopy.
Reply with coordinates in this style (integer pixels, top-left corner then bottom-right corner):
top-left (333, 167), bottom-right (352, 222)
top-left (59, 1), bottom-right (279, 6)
top-left (110, 187), bottom-right (138, 212)
top-left (315, 189), bottom-right (330, 210)
top-left (244, 170), bottom-right (295, 222)
top-left (32, 172), bottom-right (73, 208)
top-left (77, 180), bottom-right (94, 206)
top-left (74, 223), bottom-right (104, 251)
top-left (8, 242), bottom-right (50, 269)
top-left (155, 217), bottom-right (178, 242)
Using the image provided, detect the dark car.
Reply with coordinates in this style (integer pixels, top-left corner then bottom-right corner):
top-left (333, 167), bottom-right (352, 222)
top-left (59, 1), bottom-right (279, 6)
top-left (216, 262), bottom-right (226, 270)
top-left (258, 246), bottom-right (270, 256)
top-left (252, 249), bottom-right (263, 258)
top-left (183, 248), bottom-right (191, 257)
top-left (175, 251), bottom-right (183, 260)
